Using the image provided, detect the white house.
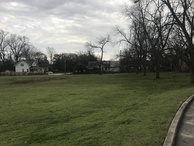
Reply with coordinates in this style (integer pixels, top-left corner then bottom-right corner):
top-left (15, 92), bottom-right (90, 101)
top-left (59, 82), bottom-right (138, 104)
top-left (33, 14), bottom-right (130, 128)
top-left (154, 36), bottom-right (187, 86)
top-left (15, 60), bottom-right (45, 73)
top-left (15, 60), bottom-right (30, 72)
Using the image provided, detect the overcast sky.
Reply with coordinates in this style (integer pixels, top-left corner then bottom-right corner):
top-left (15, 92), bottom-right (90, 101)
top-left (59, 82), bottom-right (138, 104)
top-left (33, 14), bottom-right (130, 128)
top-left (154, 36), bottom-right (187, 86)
top-left (0, 0), bottom-right (132, 60)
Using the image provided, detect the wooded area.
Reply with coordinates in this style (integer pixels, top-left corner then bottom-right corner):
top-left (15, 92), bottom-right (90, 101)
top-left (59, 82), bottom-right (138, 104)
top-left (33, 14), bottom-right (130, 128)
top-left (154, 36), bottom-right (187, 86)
top-left (1, 0), bottom-right (194, 82)
top-left (117, 0), bottom-right (194, 82)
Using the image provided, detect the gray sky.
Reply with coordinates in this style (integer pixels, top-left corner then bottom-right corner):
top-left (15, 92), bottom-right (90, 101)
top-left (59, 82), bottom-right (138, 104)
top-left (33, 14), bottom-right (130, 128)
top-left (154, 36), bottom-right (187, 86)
top-left (0, 0), bottom-right (132, 60)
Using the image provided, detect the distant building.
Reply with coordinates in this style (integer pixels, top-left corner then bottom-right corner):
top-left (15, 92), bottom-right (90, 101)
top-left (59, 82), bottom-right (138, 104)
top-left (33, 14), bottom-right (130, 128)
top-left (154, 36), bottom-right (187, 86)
top-left (87, 60), bottom-right (120, 73)
top-left (15, 60), bottom-right (47, 73)
top-left (108, 61), bottom-right (120, 72)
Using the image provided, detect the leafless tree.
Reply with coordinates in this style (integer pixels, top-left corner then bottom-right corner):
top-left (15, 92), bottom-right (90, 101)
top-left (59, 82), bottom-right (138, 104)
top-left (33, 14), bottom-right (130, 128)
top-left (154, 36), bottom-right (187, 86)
top-left (21, 44), bottom-right (38, 60)
top-left (0, 29), bottom-right (50, 71)
top-left (7, 34), bottom-right (29, 62)
top-left (124, 0), bottom-right (174, 79)
top-left (85, 35), bottom-right (110, 74)
top-left (46, 47), bottom-right (56, 64)
top-left (115, 18), bottom-right (149, 75)
top-left (162, 0), bottom-right (194, 83)
top-left (0, 30), bottom-right (9, 64)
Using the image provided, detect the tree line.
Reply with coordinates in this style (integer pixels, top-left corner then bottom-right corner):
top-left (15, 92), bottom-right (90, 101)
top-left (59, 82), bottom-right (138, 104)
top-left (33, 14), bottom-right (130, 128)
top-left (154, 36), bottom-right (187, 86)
top-left (113, 0), bottom-right (194, 83)
top-left (0, 30), bottom-right (49, 72)
top-left (1, 0), bottom-right (194, 82)
top-left (0, 30), bottom-right (98, 73)
top-left (52, 51), bottom-right (97, 73)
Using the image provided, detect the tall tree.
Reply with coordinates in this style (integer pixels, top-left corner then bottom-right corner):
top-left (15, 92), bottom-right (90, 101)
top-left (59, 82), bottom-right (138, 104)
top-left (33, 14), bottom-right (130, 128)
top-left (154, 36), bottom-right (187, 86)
top-left (124, 0), bottom-right (173, 79)
top-left (115, 19), bottom-right (149, 75)
top-left (21, 44), bottom-right (38, 60)
top-left (46, 47), bottom-right (56, 64)
top-left (7, 34), bottom-right (29, 62)
top-left (85, 35), bottom-right (110, 74)
top-left (162, 0), bottom-right (194, 83)
top-left (0, 30), bottom-right (9, 64)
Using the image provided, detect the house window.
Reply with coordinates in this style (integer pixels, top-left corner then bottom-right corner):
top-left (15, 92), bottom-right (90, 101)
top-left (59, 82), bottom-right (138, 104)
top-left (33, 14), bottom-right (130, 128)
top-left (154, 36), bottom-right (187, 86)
top-left (20, 63), bottom-right (24, 66)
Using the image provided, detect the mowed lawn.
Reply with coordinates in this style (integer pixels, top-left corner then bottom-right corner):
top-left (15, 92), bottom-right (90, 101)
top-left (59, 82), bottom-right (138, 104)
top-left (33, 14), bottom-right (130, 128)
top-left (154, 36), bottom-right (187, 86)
top-left (0, 73), bottom-right (194, 146)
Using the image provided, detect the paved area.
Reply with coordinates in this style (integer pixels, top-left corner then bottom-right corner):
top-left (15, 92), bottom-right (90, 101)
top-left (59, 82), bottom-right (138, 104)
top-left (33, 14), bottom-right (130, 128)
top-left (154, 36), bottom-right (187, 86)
top-left (163, 95), bottom-right (194, 146)
top-left (175, 100), bottom-right (194, 146)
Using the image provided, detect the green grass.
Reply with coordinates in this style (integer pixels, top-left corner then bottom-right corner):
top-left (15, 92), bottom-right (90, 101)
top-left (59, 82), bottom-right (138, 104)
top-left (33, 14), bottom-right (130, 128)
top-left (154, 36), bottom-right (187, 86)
top-left (0, 73), bottom-right (193, 146)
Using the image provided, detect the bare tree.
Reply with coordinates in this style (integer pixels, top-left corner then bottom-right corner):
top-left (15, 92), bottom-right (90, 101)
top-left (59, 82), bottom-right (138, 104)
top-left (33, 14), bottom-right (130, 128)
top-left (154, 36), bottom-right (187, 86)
top-left (0, 29), bottom-right (51, 71)
top-left (7, 34), bottom-right (29, 62)
top-left (115, 18), bottom-right (149, 75)
top-left (85, 35), bottom-right (110, 74)
top-left (0, 30), bottom-right (9, 64)
top-left (46, 47), bottom-right (56, 64)
top-left (21, 44), bottom-right (38, 60)
top-left (162, 0), bottom-right (194, 83)
top-left (124, 0), bottom-right (174, 79)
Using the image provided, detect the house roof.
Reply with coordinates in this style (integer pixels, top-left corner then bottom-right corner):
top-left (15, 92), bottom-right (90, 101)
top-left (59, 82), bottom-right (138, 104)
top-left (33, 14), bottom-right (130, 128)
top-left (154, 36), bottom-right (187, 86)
top-left (14, 60), bottom-right (37, 67)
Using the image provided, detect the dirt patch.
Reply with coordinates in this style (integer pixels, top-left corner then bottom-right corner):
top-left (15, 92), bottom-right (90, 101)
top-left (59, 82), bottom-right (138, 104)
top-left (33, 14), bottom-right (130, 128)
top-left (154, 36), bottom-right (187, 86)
top-left (128, 134), bottom-right (144, 142)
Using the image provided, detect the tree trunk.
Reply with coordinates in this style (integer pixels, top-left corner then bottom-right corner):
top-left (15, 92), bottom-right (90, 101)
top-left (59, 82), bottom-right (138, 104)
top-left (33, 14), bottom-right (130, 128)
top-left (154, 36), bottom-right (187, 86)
top-left (190, 65), bottom-right (194, 83)
top-left (155, 60), bottom-right (160, 79)
top-left (99, 63), bottom-right (102, 75)
top-left (99, 49), bottom-right (103, 75)
top-left (135, 67), bottom-right (139, 74)
top-left (143, 66), bottom-right (146, 76)
top-left (143, 53), bottom-right (147, 76)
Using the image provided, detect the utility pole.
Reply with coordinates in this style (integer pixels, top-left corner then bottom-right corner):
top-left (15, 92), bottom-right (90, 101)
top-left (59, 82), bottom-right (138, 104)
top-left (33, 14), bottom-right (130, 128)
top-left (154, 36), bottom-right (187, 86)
top-left (64, 59), bottom-right (66, 74)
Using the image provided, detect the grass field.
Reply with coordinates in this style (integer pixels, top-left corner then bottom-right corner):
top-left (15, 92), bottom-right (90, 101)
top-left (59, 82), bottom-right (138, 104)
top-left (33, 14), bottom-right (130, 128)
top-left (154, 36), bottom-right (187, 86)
top-left (0, 73), bottom-right (194, 146)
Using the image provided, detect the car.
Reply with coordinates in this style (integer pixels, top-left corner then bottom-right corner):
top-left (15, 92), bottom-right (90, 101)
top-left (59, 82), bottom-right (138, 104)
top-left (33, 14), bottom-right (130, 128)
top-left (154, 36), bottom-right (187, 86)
top-left (46, 71), bottom-right (53, 74)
